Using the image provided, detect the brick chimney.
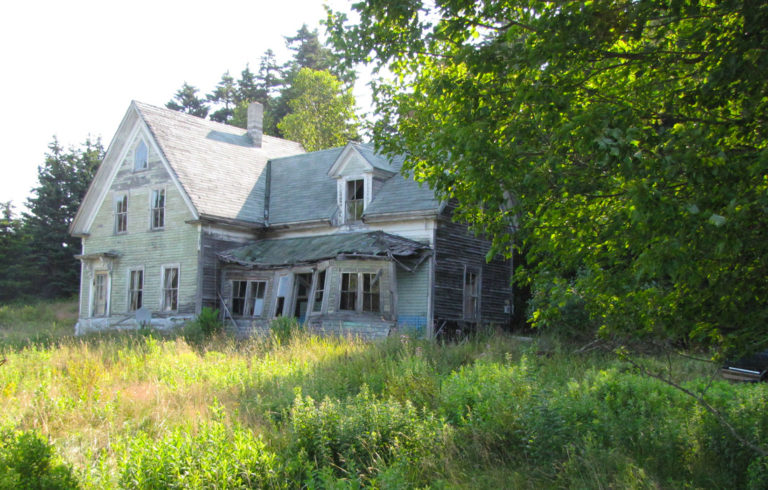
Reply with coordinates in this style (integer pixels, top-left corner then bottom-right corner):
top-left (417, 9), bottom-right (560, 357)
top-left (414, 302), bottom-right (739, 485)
top-left (247, 102), bottom-right (263, 147)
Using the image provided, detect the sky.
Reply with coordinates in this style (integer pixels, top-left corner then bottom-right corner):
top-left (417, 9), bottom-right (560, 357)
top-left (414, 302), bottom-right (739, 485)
top-left (0, 0), bottom-right (367, 213)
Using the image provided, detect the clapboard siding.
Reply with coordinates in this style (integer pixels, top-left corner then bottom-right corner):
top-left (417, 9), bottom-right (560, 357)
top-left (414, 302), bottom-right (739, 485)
top-left (433, 207), bottom-right (513, 326)
top-left (396, 259), bottom-right (430, 329)
top-left (80, 136), bottom-right (199, 319)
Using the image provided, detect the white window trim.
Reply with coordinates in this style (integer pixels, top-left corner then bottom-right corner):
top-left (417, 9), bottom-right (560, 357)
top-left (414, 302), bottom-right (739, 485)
top-left (149, 186), bottom-right (167, 230)
top-left (114, 193), bottom-right (128, 234)
top-left (89, 270), bottom-right (111, 318)
top-left (160, 264), bottom-right (180, 312)
top-left (338, 270), bottom-right (381, 313)
top-left (309, 268), bottom-right (329, 315)
top-left (127, 266), bottom-right (145, 312)
top-left (339, 174), bottom-right (372, 224)
top-left (134, 138), bottom-right (149, 171)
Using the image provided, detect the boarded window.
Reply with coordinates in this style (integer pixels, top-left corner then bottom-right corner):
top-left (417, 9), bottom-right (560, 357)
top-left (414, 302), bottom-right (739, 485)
top-left (151, 189), bottom-right (165, 229)
top-left (312, 270), bottom-right (326, 313)
top-left (115, 195), bottom-right (128, 233)
top-left (463, 268), bottom-right (480, 320)
top-left (134, 140), bottom-right (148, 170)
top-left (129, 269), bottom-right (143, 311)
top-left (92, 272), bottom-right (108, 316)
top-left (340, 272), bottom-right (358, 311)
top-left (162, 267), bottom-right (179, 312)
top-left (345, 179), bottom-right (364, 222)
top-left (362, 272), bottom-right (380, 313)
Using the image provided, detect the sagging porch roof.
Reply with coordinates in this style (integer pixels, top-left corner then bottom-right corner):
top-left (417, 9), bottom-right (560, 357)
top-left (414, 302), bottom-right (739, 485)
top-left (218, 231), bottom-right (431, 268)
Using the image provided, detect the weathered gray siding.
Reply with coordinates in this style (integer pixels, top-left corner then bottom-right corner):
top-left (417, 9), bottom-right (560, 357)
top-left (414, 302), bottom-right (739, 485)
top-left (79, 134), bottom-right (199, 327)
top-left (200, 227), bottom-right (259, 310)
top-left (433, 207), bottom-right (513, 327)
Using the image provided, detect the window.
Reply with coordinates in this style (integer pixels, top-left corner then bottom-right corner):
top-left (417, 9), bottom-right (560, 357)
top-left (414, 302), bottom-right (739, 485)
top-left (340, 272), bottom-right (358, 311)
top-left (161, 266), bottom-right (179, 312)
top-left (292, 273), bottom-right (313, 319)
top-left (129, 269), bottom-right (143, 311)
top-left (345, 179), bottom-right (364, 222)
top-left (134, 140), bottom-right (148, 170)
top-left (92, 272), bottom-right (108, 316)
top-left (151, 189), bottom-right (165, 229)
top-left (230, 280), bottom-right (267, 317)
top-left (340, 271), bottom-right (380, 313)
top-left (115, 195), bottom-right (128, 233)
top-left (312, 270), bottom-right (326, 313)
top-left (463, 268), bottom-right (480, 320)
top-left (231, 280), bottom-right (248, 316)
top-left (362, 273), bottom-right (380, 312)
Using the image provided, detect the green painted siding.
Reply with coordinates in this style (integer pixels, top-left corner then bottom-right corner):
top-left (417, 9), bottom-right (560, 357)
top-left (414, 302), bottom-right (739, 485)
top-left (80, 135), bottom-right (199, 318)
top-left (396, 261), bottom-right (430, 329)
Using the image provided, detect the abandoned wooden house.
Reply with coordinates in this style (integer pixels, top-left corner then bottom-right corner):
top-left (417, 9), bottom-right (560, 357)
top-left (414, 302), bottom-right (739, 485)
top-left (69, 101), bottom-right (513, 338)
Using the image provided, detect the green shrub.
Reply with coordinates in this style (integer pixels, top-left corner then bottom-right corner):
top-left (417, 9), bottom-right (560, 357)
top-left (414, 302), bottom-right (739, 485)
top-left (0, 428), bottom-right (79, 489)
top-left (269, 316), bottom-right (301, 344)
top-left (288, 386), bottom-right (449, 485)
top-left (183, 307), bottom-right (224, 342)
top-left (118, 416), bottom-right (281, 489)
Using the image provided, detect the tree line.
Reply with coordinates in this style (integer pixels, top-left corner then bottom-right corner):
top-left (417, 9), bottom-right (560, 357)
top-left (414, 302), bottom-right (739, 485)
top-left (165, 24), bottom-right (359, 151)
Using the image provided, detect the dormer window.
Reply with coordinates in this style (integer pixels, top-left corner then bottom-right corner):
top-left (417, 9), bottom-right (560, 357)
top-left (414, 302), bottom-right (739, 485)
top-left (134, 140), bottom-right (148, 171)
top-left (346, 179), bottom-right (364, 222)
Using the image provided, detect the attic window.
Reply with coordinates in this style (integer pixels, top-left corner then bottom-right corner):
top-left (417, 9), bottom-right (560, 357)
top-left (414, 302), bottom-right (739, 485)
top-left (346, 179), bottom-right (364, 222)
top-left (134, 140), bottom-right (148, 171)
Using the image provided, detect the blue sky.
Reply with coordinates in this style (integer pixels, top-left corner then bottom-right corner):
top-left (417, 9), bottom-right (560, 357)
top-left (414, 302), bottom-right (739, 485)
top-left (0, 0), bottom-right (368, 212)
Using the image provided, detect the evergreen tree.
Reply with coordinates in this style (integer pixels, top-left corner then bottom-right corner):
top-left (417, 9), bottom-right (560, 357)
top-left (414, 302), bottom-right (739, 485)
top-left (0, 202), bottom-right (30, 300)
top-left (207, 71), bottom-right (237, 123)
top-left (166, 82), bottom-right (210, 118)
top-left (23, 138), bottom-right (103, 299)
top-left (235, 63), bottom-right (260, 105)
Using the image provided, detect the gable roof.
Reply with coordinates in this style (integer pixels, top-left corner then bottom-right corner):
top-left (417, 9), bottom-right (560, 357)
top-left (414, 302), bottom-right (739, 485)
top-left (268, 143), bottom-right (440, 225)
top-left (134, 102), bottom-right (304, 224)
top-left (218, 231), bottom-right (430, 268)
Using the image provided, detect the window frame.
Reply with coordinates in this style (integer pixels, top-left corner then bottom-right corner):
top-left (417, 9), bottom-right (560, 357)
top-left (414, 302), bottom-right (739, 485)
top-left (91, 270), bottom-right (110, 317)
top-left (311, 269), bottom-right (327, 313)
top-left (114, 193), bottom-right (128, 234)
top-left (134, 139), bottom-right (149, 171)
top-left (160, 265), bottom-right (180, 312)
top-left (463, 266), bottom-right (481, 321)
top-left (150, 188), bottom-right (166, 230)
top-left (345, 178), bottom-right (365, 223)
top-left (127, 267), bottom-right (144, 311)
top-left (230, 280), bottom-right (268, 317)
top-left (339, 270), bottom-right (381, 313)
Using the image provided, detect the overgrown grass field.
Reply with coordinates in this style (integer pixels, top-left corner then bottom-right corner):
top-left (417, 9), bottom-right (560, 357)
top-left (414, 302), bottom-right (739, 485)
top-left (0, 301), bottom-right (766, 488)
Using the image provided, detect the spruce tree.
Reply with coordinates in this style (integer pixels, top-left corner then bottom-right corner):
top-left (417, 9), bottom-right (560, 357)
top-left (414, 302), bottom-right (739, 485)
top-left (166, 82), bottom-right (210, 118)
top-left (207, 71), bottom-right (237, 123)
top-left (23, 138), bottom-right (102, 299)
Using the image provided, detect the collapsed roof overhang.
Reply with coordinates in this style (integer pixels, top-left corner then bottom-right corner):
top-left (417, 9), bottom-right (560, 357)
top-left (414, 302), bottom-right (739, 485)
top-left (217, 231), bottom-right (431, 269)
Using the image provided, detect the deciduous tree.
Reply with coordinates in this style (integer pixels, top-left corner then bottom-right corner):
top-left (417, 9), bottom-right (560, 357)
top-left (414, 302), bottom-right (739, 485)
top-left (328, 0), bottom-right (768, 357)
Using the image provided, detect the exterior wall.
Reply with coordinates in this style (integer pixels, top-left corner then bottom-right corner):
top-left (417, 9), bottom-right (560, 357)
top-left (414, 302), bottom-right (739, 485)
top-left (395, 259), bottom-right (431, 333)
top-left (265, 217), bottom-right (436, 246)
top-left (77, 134), bottom-right (199, 333)
top-left (433, 208), bottom-right (513, 328)
top-left (200, 225), bottom-right (260, 310)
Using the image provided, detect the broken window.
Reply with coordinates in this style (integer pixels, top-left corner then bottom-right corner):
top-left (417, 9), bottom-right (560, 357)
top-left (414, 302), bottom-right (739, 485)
top-left (312, 270), bottom-right (326, 313)
top-left (231, 280), bottom-right (248, 316)
top-left (134, 140), bottom-right (148, 170)
top-left (231, 280), bottom-right (267, 317)
top-left (293, 273), bottom-right (313, 320)
top-left (151, 189), bottom-right (165, 229)
top-left (345, 179), bottom-right (364, 222)
top-left (161, 266), bottom-right (179, 312)
top-left (115, 195), bottom-right (128, 233)
top-left (340, 272), bottom-right (358, 311)
top-left (463, 267), bottom-right (480, 320)
top-left (340, 271), bottom-right (381, 313)
top-left (92, 272), bottom-right (108, 316)
top-left (129, 269), bottom-right (143, 311)
top-left (362, 272), bottom-right (380, 313)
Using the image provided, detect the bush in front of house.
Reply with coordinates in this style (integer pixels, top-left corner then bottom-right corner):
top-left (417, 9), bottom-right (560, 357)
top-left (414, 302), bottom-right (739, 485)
top-left (0, 427), bottom-right (79, 490)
